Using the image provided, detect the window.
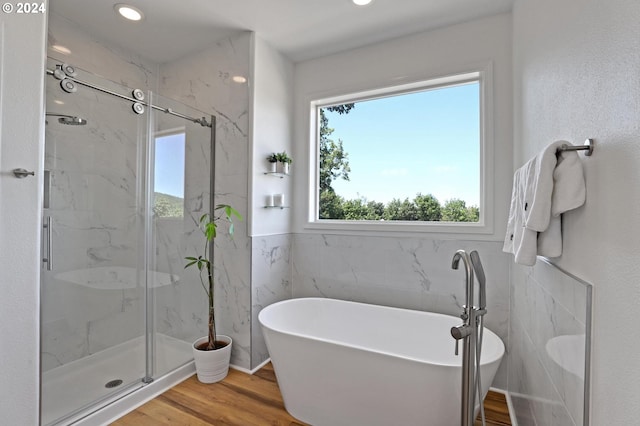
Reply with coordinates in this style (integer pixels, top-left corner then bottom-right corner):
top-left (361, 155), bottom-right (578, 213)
top-left (309, 71), bottom-right (490, 233)
top-left (153, 131), bottom-right (186, 218)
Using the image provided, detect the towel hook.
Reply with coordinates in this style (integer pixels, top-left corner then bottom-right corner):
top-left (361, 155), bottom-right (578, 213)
top-left (558, 139), bottom-right (594, 156)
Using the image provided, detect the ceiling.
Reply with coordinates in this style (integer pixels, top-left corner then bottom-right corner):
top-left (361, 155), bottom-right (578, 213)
top-left (50, 0), bottom-right (514, 64)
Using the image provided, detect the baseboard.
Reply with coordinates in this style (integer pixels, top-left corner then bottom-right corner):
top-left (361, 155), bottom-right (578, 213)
top-left (230, 357), bottom-right (271, 375)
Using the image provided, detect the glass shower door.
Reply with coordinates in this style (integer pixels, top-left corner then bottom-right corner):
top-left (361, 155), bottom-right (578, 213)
top-left (41, 60), bottom-right (148, 425)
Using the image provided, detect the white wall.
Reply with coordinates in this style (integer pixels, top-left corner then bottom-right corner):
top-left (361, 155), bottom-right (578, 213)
top-left (512, 0), bottom-right (640, 424)
top-left (251, 35), bottom-right (294, 237)
top-left (0, 9), bottom-right (47, 425)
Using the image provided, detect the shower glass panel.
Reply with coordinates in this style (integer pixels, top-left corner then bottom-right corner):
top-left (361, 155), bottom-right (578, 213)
top-left (40, 61), bottom-right (213, 425)
top-left (145, 92), bottom-right (213, 379)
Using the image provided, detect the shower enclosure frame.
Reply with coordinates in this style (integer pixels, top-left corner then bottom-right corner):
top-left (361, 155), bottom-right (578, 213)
top-left (41, 60), bottom-right (217, 426)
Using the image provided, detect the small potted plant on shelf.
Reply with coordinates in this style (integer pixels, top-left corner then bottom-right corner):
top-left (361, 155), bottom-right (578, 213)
top-left (276, 151), bottom-right (293, 174)
top-left (267, 153), bottom-right (278, 173)
top-left (185, 204), bottom-right (242, 383)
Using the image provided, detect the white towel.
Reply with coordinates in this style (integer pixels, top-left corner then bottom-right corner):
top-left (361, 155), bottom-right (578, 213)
top-left (537, 148), bottom-right (586, 257)
top-left (550, 147), bottom-right (586, 215)
top-left (503, 141), bottom-right (586, 266)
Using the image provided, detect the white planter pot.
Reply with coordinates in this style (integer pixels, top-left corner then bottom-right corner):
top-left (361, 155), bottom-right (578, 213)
top-left (268, 162), bottom-right (277, 173)
top-left (192, 335), bottom-right (232, 383)
top-left (281, 162), bottom-right (290, 175)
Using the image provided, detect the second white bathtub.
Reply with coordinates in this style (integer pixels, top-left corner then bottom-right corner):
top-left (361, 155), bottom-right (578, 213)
top-left (259, 297), bottom-right (504, 426)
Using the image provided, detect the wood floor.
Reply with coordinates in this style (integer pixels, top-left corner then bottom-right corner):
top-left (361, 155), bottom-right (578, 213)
top-left (113, 363), bottom-right (511, 425)
top-left (475, 391), bottom-right (512, 426)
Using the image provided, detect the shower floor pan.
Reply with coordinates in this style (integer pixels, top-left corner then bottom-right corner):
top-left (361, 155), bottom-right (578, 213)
top-left (41, 333), bottom-right (193, 426)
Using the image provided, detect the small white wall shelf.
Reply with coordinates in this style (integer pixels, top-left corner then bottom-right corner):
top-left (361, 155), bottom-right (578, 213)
top-left (263, 206), bottom-right (290, 209)
top-left (264, 172), bottom-right (289, 179)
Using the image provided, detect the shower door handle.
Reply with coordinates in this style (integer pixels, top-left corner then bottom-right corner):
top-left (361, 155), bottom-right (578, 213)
top-left (43, 216), bottom-right (53, 271)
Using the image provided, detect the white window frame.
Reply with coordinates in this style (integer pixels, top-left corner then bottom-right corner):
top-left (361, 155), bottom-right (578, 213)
top-left (305, 65), bottom-right (494, 236)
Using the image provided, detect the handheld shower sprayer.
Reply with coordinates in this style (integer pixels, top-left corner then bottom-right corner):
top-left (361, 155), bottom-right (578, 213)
top-left (470, 250), bottom-right (486, 312)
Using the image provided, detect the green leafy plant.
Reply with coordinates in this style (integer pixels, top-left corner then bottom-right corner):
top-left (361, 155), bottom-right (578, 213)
top-left (185, 204), bottom-right (242, 351)
top-left (267, 153), bottom-right (278, 163)
top-left (276, 151), bottom-right (292, 164)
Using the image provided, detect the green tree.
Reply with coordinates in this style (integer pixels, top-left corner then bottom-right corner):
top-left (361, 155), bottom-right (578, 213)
top-left (153, 193), bottom-right (184, 218)
top-left (384, 198), bottom-right (419, 221)
top-left (367, 200), bottom-right (385, 219)
top-left (319, 190), bottom-right (345, 219)
top-left (467, 205), bottom-right (480, 222)
top-left (340, 198), bottom-right (384, 220)
top-left (442, 199), bottom-right (471, 222)
top-left (414, 193), bottom-right (442, 221)
top-left (342, 198), bottom-right (370, 220)
top-left (319, 104), bottom-right (355, 194)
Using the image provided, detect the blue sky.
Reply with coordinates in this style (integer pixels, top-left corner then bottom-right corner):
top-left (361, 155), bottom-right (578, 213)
top-left (154, 133), bottom-right (185, 197)
top-left (323, 82), bottom-right (480, 207)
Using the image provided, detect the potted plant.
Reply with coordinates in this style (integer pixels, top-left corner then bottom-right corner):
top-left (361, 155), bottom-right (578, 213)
top-left (185, 204), bottom-right (242, 383)
top-left (276, 151), bottom-right (293, 174)
top-left (267, 153), bottom-right (278, 173)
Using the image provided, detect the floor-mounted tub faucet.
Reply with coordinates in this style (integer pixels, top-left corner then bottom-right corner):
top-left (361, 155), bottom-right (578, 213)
top-left (470, 250), bottom-right (490, 425)
top-left (450, 249), bottom-right (477, 426)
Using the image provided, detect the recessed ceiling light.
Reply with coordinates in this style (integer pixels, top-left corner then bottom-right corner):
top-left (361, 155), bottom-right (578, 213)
top-left (352, 0), bottom-right (373, 6)
top-left (232, 76), bottom-right (247, 84)
top-left (114, 4), bottom-right (144, 21)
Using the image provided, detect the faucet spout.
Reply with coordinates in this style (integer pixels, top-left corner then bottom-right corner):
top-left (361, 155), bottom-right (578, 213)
top-left (451, 249), bottom-right (466, 270)
top-left (451, 250), bottom-right (474, 311)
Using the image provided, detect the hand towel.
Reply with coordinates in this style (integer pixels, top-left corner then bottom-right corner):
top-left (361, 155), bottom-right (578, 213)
top-left (523, 140), bottom-right (568, 231)
top-left (550, 148), bottom-right (586, 216)
top-left (537, 147), bottom-right (586, 257)
top-left (503, 141), bottom-right (586, 266)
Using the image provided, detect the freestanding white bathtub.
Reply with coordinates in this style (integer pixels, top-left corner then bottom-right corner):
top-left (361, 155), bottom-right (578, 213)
top-left (259, 297), bottom-right (504, 426)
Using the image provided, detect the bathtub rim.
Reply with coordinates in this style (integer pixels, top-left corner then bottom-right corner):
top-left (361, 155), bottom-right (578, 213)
top-left (259, 297), bottom-right (505, 368)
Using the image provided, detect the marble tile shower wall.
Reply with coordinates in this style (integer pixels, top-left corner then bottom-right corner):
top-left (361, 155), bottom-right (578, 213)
top-left (158, 33), bottom-right (253, 369)
top-left (48, 13), bottom-right (158, 91)
top-left (291, 233), bottom-right (511, 389)
top-left (509, 262), bottom-right (590, 426)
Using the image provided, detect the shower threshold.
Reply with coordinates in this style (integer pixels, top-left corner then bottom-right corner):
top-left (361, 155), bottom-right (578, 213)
top-left (41, 333), bottom-right (193, 426)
